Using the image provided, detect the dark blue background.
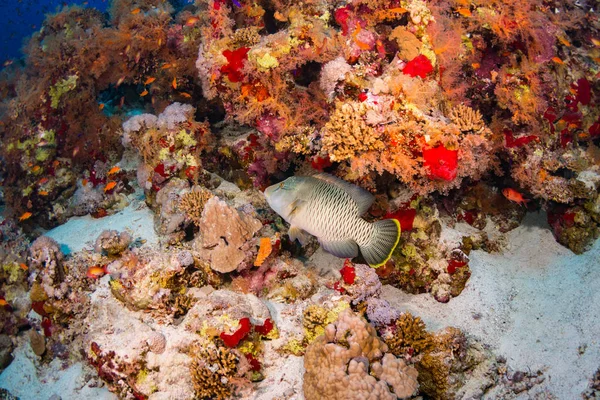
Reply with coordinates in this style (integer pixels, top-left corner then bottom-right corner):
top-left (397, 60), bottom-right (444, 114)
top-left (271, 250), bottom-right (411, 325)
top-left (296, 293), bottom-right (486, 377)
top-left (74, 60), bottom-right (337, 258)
top-left (0, 0), bottom-right (109, 65)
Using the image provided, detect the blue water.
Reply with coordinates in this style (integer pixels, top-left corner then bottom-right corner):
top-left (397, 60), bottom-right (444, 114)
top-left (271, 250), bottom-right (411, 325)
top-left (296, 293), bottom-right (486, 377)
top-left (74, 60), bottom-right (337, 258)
top-left (0, 0), bottom-right (109, 65)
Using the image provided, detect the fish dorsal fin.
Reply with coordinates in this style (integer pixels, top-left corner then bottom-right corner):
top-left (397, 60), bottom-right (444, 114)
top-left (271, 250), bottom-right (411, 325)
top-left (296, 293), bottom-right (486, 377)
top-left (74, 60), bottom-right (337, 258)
top-left (320, 238), bottom-right (359, 259)
top-left (313, 173), bottom-right (374, 215)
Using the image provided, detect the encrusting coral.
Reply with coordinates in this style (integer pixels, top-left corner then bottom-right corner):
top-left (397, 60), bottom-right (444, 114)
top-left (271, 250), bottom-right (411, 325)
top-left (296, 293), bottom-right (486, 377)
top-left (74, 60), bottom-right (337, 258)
top-left (303, 309), bottom-right (419, 400)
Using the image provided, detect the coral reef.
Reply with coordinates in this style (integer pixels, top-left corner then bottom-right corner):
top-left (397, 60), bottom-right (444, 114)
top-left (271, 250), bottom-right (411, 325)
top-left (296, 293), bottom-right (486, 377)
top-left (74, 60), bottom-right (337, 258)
top-left (0, 0), bottom-right (598, 398)
top-left (303, 309), bottom-right (419, 400)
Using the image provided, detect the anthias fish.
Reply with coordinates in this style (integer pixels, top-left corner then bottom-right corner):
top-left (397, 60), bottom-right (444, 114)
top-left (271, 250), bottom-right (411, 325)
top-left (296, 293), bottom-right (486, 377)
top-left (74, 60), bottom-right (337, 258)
top-left (264, 173), bottom-right (400, 267)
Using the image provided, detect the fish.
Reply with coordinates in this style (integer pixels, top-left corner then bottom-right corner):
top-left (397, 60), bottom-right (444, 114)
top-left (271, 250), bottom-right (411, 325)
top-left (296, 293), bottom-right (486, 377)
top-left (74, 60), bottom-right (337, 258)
top-left (19, 212), bottom-right (32, 221)
top-left (86, 265), bottom-right (107, 279)
top-left (131, 8), bottom-right (141, 14)
top-left (38, 190), bottom-right (49, 196)
top-left (116, 76), bottom-right (125, 87)
top-left (172, 77), bottom-right (177, 89)
top-left (99, 103), bottom-right (105, 110)
top-left (185, 16), bottom-right (200, 27)
top-left (551, 57), bottom-right (564, 64)
top-left (20, 263), bottom-right (28, 271)
top-left (144, 76), bottom-right (156, 85)
top-left (107, 166), bottom-right (120, 175)
top-left (502, 188), bottom-right (529, 206)
top-left (104, 181), bottom-right (117, 192)
top-left (140, 89), bottom-right (149, 97)
top-left (264, 173), bottom-right (400, 267)
top-left (0, 298), bottom-right (7, 307)
top-left (179, 92), bottom-right (192, 98)
top-left (456, 8), bottom-right (472, 17)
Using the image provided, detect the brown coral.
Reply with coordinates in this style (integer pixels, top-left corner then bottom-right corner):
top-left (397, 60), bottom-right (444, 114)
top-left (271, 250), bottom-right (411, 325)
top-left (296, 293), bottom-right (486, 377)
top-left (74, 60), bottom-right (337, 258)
top-left (386, 313), bottom-right (434, 357)
top-left (178, 186), bottom-right (214, 227)
top-left (190, 342), bottom-right (239, 400)
top-left (195, 196), bottom-right (262, 273)
top-left (320, 101), bottom-right (385, 162)
top-left (303, 309), bottom-right (419, 400)
top-left (448, 104), bottom-right (484, 133)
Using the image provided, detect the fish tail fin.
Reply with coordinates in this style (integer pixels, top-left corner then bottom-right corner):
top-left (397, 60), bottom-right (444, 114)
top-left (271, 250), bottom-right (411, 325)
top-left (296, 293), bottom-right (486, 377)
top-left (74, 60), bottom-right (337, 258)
top-left (360, 219), bottom-right (401, 268)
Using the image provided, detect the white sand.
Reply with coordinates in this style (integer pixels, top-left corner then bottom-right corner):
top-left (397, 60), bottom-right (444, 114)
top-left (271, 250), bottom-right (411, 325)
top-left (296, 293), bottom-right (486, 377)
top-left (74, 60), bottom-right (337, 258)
top-left (383, 212), bottom-right (600, 399)
top-left (0, 345), bottom-right (116, 400)
top-left (44, 193), bottom-right (158, 255)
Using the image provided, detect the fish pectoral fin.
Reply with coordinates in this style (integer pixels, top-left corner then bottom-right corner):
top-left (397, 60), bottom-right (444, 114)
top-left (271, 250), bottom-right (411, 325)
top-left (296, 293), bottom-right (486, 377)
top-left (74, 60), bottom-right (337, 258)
top-left (288, 198), bottom-right (307, 217)
top-left (320, 238), bottom-right (359, 259)
top-left (313, 173), bottom-right (374, 215)
top-left (289, 225), bottom-right (311, 246)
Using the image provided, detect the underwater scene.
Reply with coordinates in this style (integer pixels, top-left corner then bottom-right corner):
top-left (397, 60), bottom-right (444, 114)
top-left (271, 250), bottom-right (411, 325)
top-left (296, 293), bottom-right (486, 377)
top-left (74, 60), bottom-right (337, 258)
top-left (0, 0), bottom-right (599, 399)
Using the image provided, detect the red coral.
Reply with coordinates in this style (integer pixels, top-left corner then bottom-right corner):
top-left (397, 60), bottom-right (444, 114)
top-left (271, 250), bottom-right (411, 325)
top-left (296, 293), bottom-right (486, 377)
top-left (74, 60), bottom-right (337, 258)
top-left (334, 6), bottom-right (352, 35)
top-left (423, 145), bottom-right (458, 181)
top-left (221, 47), bottom-right (250, 83)
top-left (245, 354), bottom-right (262, 371)
top-left (41, 317), bottom-right (52, 337)
top-left (403, 55), bottom-right (434, 79)
top-left (220, 317), bottom-right (252, 347)
top-left (310, 155), bottom-right (332, 171)
top-left (254, 318), bottom-right (274, 335)
top-left (504, 129), bottom-right (539, 148)
top-left (447, 259), bottom-right (467, 275)
top-left (340, 259), bottom-right (356, 284)
top-left (384, 208), bottom-right (416, 231)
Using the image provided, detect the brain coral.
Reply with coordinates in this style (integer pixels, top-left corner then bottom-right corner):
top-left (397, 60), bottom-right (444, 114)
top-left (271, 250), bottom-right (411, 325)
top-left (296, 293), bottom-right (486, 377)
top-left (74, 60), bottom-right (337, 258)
top-left (303, 309), bottom-right (418, 400)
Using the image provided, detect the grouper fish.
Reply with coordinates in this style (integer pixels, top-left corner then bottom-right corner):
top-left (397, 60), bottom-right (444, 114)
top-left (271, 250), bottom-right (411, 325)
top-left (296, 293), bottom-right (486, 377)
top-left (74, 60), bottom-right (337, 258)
top-left (264, 173), bottom-right (401, 267)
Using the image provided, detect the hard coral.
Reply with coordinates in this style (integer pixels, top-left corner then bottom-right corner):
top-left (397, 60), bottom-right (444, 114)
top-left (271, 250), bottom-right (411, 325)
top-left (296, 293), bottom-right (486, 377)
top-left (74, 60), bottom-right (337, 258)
top-left (195, 196), bottom-right (262, 273)
top-left (303, 309), bottom-right (418, 400)
top-left (190, 342), bottom-right (239, 400)
top-left (94, 230), bottom-right (132, 256)
top-left (178, 186), bottom-right (214, 227)
top-left (29, 236), bottom-right (67, 299)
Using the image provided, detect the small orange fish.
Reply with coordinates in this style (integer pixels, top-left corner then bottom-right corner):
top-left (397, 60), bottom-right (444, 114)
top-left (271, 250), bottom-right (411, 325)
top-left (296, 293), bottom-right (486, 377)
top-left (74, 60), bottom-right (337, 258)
top-left (179, 92), bottom-right (192, 98)
top-left (82, 179), bottom-right (88, 186)
top-left (38, 177), bottom-right (49, 185)
top-left (551, 57), bottom-right (564, 65)
top-left (99, 103), bottom-right (105, 110)
top-left (161, 63), bottom-right (173, 70)
top-left (131, 8), bottom-right (141, 14)
top-left (158, 38), bottom-right (163, 47)
top-left (140, 90), bottom-right (149, 97)
top-left (52, 160), bottom-right (60, 168)
top-left (472, 62), bottom-right (480, 69)
top-left (86, 265), bottom-right (107, 279)
top-left (19, 212), bottom-right (32, 221)
top-left (457, 8), bottom-right (472, 17)
top-left (557, 36), bottom-right (571, 47)
top-left (116, 76), bottom-right (126, 87)
top-left (104, 181), bottom-right (117, 192)
top-left (172, 77), bottom-right (177, 89)
top-left (38, 190), bottom-right (49, 196)
top-left (73, 146), bottom-right (80, 157)
top-left (592, 38), bottom-right (600, 47)
top-left (32, 165), bottom-right (41, 173)
top-left (185, 16), bottom-right (200, 27)
top-left (20, 263), bottom-right (28, 271)
top-left (107, 166), bottom-right (120, 175)
top-left (144, 77), bottom-right (156, 85)
top-left (502, 188), bottom-right (530, 207)
top-left (0, 299), bottom-right (7, 307)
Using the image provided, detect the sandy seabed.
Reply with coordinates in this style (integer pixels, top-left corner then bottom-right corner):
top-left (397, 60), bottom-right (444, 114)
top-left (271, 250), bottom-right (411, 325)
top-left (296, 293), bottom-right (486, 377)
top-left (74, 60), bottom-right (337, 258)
top-left (0, 207), bottom-right (598, 400)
